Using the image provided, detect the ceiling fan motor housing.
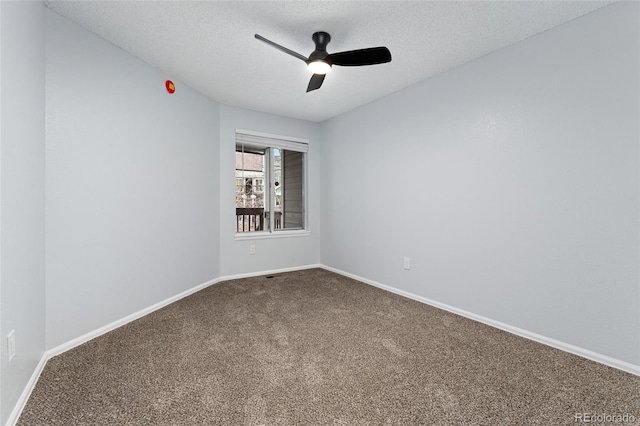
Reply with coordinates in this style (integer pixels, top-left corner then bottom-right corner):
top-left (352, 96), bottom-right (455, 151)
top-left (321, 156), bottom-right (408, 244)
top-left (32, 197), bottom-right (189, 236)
top-left (310, 31), bottom-right (331, 62)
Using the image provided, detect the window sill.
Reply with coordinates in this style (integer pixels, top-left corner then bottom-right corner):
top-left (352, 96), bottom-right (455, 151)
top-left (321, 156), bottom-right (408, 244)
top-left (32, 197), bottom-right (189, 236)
top-left (234, 230), bottom-right (311, 241)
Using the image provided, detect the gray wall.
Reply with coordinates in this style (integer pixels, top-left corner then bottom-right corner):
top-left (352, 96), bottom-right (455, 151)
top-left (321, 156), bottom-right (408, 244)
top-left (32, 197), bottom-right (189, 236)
top-left (45, 10), bottom-right (220, 350)
top-left (0, 1), bottom-right (46, 424)
top-left (219, 105), bottom-right (321, 277)
top-left (321, 2), bottom-right (639, 366)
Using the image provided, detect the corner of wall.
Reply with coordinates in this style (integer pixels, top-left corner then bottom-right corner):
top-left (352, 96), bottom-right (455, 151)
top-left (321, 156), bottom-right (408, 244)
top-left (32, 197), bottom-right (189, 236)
top-left (0, 1), bottom-right (47, 425)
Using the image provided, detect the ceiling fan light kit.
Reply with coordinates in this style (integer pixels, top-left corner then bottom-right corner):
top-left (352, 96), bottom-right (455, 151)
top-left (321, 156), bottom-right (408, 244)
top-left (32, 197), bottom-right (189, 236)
top-left (307, 60), bottom-right (331, 75)
top-left (255, 31), bottom-right (391, 92)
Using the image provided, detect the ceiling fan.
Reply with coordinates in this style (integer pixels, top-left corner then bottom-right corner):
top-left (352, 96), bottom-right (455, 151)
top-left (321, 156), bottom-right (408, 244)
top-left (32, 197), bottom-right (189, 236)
top-left (255, 32), bottom-right (392, 92)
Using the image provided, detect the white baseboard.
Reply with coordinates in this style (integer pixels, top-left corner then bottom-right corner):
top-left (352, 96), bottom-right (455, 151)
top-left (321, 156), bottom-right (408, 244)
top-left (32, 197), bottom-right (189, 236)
top-left (46, 264), bottom-right (322, 359)
top-left (7, 276), bottom-right (222, 426)
top-left (320, 265), bottom-right (640, 377)
top-left (7, 263), bottom-right (638, 425)
top-left (5, 266), bottom-right (322, 425)
top-left (5, 353), bottom-right (48, 426)
top-left (218, 263), bottom-right (322, 282)
top-left (46, 276), bottom-right (221, 359)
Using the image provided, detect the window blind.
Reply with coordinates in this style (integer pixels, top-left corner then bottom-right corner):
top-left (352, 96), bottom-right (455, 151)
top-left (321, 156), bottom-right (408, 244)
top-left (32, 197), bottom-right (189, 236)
top-left (236, 129), bottom-right (308, 153)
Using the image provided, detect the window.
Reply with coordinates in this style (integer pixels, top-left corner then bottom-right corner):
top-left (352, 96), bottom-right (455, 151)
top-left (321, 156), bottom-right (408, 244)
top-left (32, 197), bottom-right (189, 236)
top-left (235, 130), bottom-right (308, 236)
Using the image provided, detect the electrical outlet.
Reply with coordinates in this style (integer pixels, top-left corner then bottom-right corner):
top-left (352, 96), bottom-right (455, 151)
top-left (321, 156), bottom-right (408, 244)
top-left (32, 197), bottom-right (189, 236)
top-left (403, 257), bottom-right (411, 270)
top-left (7, 330), bottom-right (16, 362)
top-left (249, 244), bottom-right (256, 255)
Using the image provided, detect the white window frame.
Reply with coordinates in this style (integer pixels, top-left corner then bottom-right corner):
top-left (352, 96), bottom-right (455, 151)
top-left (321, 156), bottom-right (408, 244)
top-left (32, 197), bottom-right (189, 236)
top-left (235, 129), bottom-right (310, 240)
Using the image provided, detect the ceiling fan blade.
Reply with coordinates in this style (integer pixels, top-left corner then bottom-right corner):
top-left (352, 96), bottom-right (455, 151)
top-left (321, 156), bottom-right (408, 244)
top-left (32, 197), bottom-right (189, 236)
top-left (307, 74), bottom-right (326, 92)
top-left (255, 34), bottom-right (309, 63)
top-left (328, 47), bottom-right (391, 66)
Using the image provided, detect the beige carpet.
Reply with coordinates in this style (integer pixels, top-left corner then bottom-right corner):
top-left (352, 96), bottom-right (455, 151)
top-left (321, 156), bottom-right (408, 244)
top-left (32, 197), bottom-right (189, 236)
top-left (18, 268), bottom-right (639, 425)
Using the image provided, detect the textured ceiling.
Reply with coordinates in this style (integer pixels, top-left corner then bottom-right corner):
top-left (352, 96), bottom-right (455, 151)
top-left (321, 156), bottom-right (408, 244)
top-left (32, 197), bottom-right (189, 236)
top-left (45, 1), bottom-right (613, 122)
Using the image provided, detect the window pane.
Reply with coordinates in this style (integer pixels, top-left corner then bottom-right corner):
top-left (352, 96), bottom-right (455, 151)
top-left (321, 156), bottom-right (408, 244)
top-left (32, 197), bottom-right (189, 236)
top-left (235, 145), bottom-right (268, 232)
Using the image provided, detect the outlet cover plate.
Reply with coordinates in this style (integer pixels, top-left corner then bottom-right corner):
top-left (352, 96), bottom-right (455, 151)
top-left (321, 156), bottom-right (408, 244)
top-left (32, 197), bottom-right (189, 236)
top-left (403, 257), bottom-right (411, 270)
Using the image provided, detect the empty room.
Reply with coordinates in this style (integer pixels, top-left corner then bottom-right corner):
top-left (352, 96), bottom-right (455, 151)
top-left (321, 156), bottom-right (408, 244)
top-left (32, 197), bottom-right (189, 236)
top-left (1, 0), bottom-right (638, 424)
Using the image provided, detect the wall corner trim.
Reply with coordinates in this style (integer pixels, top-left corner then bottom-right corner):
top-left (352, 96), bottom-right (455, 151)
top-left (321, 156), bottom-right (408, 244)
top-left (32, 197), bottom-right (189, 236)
top-left (320, 265), bottom-right (640, 378)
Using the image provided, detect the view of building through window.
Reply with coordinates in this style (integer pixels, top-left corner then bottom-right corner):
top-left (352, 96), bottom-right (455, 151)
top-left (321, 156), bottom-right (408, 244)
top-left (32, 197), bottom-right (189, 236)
top-left (235, 150), bottom-right (266, 209)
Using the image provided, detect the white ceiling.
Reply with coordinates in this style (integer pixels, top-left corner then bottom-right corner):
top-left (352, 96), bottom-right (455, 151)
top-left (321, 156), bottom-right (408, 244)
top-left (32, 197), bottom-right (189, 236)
top-left (45, 1), bottom-right (613, 122)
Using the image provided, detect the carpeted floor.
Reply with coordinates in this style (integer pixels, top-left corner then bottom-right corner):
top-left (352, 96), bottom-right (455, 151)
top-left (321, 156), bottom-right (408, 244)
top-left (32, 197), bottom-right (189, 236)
top-left (18, 268), bottom-right (639, 425)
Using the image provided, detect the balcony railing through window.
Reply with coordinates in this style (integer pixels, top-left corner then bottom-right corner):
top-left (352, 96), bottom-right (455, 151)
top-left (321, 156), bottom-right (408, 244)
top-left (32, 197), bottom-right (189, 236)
top-left (235, 208), bottom-right (283, 232)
